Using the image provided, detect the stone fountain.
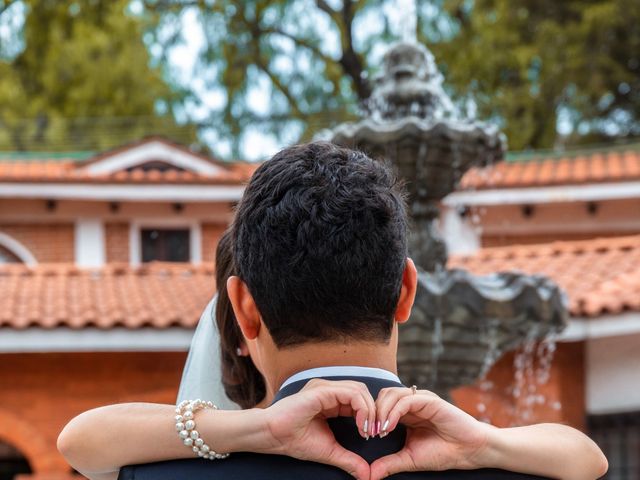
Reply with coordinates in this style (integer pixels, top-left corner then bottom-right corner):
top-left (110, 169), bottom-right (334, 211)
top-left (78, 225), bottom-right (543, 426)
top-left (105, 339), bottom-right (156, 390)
top-left (318, 42), bottom-right (568, 397)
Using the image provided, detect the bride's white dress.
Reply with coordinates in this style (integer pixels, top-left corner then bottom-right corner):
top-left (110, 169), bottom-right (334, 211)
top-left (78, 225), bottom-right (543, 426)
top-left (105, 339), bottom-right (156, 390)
top-left (177, 296), bottom-right (240, 410)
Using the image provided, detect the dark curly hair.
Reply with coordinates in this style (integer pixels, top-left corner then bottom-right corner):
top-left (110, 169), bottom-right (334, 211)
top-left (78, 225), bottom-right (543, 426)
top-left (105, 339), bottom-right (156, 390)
top-left (214, 229), bottom-right (266, 408)
top-left (233, 141), bottom-right (408, 348)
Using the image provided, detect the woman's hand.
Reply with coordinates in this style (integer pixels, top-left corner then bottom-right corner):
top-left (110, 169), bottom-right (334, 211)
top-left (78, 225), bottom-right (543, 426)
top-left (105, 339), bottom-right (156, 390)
top-left (369, 386), bottom-right (608, 480)
top-left (259, 378), bottom-right (375, 480)
top-left (369, 387), bottom-right (492, 479)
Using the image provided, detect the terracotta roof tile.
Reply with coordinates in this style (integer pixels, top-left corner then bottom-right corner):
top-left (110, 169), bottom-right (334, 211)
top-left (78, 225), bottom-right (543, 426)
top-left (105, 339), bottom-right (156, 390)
top-left (449, 235), bottom-right (640, 318)
top-left (0, 263), bottom-right (216, 329)
top-left (459, 144), bottom-right (640, 190)
top-left (3, 235), bottom-right (639, 329)
top-left (0, 160), bottom-right (252, 184)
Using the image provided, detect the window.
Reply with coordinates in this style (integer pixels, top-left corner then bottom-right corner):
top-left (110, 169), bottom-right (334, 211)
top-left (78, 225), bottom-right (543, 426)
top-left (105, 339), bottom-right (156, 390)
top-left (141, 228), bottom-right (190, 262)
top-left (588, 411), bottom-right (640, 479)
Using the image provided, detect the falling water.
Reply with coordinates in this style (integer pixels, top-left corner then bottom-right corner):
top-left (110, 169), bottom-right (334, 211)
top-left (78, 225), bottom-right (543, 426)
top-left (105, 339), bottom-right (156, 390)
top-left (430, 315), bottom-right (444, 387)
top-left (509, 327), bottom-right (561, 425)
top-left (397, 0), bottom-right (417, 42)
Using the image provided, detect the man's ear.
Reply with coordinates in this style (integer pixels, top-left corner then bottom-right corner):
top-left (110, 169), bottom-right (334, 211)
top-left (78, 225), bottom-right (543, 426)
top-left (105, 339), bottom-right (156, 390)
top-left (227, 276), bottom-right (261, 340)
top-left (394, 258), bottom-right (418, 324)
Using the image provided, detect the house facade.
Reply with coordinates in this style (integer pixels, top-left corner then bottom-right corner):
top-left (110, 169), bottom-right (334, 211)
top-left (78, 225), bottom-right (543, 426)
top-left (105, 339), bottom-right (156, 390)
top-left (444, 143), bottom-right (640, 480)
top-left (0, 138), bottom-right (639, 479)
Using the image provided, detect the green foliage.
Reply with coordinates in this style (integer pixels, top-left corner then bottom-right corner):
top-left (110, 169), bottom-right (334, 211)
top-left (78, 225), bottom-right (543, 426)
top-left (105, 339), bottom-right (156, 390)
top-left (432, 0), bottom-right (640, 149)
top-left (0, 0), bottom-right (196, 151)
top-left (145, 0), bottom-right (639, 155)
top-left (2, 0), bottom-right (637, 155)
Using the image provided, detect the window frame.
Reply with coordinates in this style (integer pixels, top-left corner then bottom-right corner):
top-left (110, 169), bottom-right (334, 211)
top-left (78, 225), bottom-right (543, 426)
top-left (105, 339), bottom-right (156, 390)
top-left (129, 219), bottom-right (201, 266)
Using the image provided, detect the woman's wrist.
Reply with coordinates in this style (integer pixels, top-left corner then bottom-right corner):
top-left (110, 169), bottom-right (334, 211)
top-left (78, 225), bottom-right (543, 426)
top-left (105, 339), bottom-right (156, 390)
top-left (467, 423), bottom-right (506, 470)
top-left (198, 407), bottom-right (274, 455)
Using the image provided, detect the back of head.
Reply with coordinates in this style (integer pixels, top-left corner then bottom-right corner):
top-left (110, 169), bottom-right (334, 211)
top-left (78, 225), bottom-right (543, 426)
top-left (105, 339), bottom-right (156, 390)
top-left (233, 141), bottom-right (408, 348)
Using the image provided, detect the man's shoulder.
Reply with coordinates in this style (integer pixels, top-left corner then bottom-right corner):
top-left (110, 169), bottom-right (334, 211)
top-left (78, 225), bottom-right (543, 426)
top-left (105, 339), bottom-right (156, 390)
top-left (117, 453), bottom-right (353, 480)
top-left (119, 456), bottom-right (549, 480)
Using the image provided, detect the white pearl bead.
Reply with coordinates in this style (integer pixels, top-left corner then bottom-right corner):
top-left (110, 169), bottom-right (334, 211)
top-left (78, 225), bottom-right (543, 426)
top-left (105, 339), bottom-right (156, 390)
top-left (183, 438), bottom-right (194, 447)
top-left (175, 422), bottom-right (185, 431)
top-left (197, 450), bottom-right (205, 457)
top-left (195, 438), bottom-right (204, 447)
top-left (185, 420), bottom-right (195, 430)
top-left (201, 445), bottom-right (210, 453)
top-left (192, 446), bottom-right (199, 453)
top-left (190, 430), bottom-right (199, 440)
top-left (203, 454), bottom-right (210, 460)
top-left (179, 430), bottom-right (189, 439)
top-left (174, 415), bottom-right (183, 423)
top-left (183, 411), bottom-right (194, 420)
top-left (175, 407), bottom-right (181, 414)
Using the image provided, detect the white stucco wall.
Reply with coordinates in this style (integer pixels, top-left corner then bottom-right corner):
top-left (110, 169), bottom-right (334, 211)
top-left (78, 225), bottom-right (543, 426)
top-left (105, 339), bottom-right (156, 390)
top-left (74, 218), bottom-right (105, 267)
top-left (587, 332), bottom-right (640, 414)
top-left (439, 206), bottom-right (480, 255)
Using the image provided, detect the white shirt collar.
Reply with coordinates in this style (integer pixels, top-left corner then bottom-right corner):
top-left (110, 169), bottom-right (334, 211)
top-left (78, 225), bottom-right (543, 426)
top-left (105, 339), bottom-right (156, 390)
top-left (280, 366), bottom-right (401, 390)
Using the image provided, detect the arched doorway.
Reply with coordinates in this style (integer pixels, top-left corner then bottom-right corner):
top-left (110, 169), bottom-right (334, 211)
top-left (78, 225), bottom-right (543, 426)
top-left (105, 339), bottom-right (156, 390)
top-left (0, 233), bottom-right (37, 266)
top-left (0, 441), bottom-right (31, 480)
top-left (0, 245), bottom-right (22, 264)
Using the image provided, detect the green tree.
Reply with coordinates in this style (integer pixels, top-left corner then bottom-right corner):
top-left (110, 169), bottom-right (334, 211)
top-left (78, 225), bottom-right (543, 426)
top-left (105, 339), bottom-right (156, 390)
top-left (433, 0), bottom-right (640, 150)
top-left (0, 0), bottom-right (196, 152)
top-left (143, 0), bottom-right (639, 155)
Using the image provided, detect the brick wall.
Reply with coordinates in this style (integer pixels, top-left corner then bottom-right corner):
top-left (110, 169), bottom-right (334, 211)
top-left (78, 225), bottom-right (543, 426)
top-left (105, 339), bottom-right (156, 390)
top-left (0, 343), bottom-right (587, 477)
top-left (483, 232), bottom-right (631, 247)
top-left (0, 352), bottom-right (187, 477)
top-left (201, 223), bottom-right (227, 263)
top-left (0, 224), bottom-right (74, 263)
top-left (105, 223), bottom-right (130, 263)
top-left (452, 341), bottom-right (586, 430)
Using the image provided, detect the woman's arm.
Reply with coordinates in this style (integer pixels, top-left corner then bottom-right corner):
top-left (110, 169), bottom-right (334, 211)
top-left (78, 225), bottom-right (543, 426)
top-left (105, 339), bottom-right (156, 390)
top-left (481, 423), bottom-right (608, 480)
top-left (58, 379), bottom-right (376, 480)
top-left (57, 403), bottom-right (264, 479)
top-left (371, 387), bottom-right (608, 480)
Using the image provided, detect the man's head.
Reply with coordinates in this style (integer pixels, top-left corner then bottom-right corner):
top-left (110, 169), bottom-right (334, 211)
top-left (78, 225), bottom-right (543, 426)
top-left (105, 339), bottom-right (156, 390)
top-left (229, 142), bottom-right (415, 356)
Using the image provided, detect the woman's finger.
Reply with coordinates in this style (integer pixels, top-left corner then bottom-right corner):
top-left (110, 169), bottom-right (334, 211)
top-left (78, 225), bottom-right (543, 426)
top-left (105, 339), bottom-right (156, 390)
top-left (384, 392), bottom-right (441, 433)
top-left (375, 387), bottom-right (414, 437)
top-left (321, 441), bottom-right (371, 480)
top-left (310, 381), bottom-right (375, 440)
top-left (370, 449), bottom-right (418, 480)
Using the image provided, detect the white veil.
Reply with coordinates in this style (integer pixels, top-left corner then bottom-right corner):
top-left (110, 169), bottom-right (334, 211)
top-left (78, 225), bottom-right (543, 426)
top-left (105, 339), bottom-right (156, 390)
top-left (177, 295), bottom-right (240, 410)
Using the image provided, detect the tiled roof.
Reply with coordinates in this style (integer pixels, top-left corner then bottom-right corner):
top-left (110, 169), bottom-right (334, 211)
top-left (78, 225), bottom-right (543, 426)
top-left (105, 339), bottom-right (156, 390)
top-left (449, 235), bottom-right (640, 317)
top-left (2, 236), bottom-right (639, 330)
top-left (0, 137), bottom-right (258, 184)
top-left (0, 263), bottom-right (216, 329)
top-left (0, 160), bottom-right (254, 184)
top-left (460, 143), bottom-right (640, 190)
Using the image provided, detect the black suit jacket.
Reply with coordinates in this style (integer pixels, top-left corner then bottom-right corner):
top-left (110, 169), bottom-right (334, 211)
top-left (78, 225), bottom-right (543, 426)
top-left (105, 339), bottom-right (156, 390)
top-left (118, 376), bottom-right (549, 480)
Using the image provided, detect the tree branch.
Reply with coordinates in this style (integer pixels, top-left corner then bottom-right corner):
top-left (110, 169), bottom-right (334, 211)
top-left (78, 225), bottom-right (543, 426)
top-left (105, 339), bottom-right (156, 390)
top-left (255, 56), bottom-right (303, 118)
top-left (262, 27), bottom-right (335, 66)
top-left (336, 0), bottom-right (371, 100)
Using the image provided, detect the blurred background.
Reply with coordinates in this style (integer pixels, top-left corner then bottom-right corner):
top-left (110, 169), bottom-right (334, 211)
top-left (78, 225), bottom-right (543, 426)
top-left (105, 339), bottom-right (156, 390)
top-left (0, 0), bottom-right (639, 479)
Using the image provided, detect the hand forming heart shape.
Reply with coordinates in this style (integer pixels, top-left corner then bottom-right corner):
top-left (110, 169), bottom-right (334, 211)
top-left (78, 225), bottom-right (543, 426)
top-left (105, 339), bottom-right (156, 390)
top-left (263, 379), bottom-right (492, 480)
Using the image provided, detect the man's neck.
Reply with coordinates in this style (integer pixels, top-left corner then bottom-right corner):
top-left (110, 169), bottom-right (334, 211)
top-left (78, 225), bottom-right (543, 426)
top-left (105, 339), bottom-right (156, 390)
top-left (263, 341), bottom-right (398, 401)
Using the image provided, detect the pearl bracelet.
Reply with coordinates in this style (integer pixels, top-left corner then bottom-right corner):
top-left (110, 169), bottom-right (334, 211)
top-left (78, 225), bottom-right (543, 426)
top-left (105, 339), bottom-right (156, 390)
top-left (175, 399), bottom-right (230, 460)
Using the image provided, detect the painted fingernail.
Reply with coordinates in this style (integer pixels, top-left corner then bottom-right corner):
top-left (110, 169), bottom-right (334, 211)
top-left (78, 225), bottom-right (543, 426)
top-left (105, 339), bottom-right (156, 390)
top-left (363, 419), bottom-right (369, 439)
top-left (376, 421), bottom-right (381, 437)
top-left (382, 419), bottom-right (389, 433)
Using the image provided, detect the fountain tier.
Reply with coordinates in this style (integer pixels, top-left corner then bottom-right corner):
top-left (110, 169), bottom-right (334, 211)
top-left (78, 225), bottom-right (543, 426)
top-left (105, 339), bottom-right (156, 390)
top-left (319, 42), bottom-right (568, 397)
